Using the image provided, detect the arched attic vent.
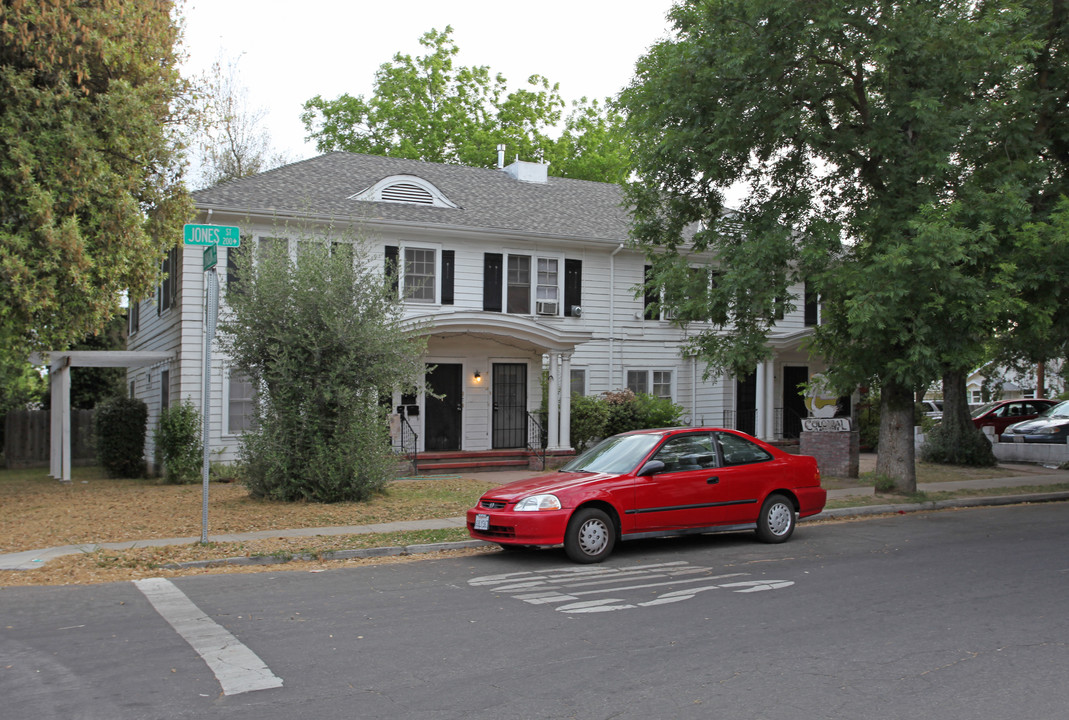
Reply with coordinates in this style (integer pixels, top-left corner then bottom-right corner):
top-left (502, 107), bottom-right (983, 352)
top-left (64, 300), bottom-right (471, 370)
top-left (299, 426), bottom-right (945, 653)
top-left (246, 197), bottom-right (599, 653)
top-left (350, 175), bottom-right (458, 208)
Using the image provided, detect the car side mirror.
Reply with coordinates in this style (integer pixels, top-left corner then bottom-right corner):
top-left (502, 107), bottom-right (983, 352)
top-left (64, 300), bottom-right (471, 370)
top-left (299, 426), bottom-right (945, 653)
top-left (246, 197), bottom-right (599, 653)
top-left (638, 460), bottom-right (665, 476)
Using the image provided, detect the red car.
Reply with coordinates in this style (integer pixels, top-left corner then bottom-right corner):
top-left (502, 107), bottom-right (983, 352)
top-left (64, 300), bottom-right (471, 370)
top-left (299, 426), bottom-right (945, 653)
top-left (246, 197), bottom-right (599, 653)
top-left (971, 399), bottom-right (1058, 436)
top-left (468, 427), bottom-right (826, 563)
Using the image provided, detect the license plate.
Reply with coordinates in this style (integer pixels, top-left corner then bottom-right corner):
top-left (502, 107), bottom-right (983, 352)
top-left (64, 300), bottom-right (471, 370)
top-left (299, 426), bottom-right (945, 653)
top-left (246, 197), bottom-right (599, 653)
top-left (474, 513), bottom-right (490, 531)
top-left (1014, 436), bottom-right (1024, 443)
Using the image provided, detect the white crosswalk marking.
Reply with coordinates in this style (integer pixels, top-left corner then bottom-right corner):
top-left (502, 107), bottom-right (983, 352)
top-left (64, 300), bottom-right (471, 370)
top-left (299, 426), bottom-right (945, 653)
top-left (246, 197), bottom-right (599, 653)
top-left (134, 578), bottom-right (283, 695)
top-left (470, 561), bottom-right (794, 614)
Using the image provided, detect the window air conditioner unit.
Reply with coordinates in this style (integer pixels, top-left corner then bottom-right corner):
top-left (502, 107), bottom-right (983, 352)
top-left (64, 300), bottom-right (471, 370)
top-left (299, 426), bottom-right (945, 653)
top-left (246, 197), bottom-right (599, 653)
top-left (536, 301), bottom-right (558, 316)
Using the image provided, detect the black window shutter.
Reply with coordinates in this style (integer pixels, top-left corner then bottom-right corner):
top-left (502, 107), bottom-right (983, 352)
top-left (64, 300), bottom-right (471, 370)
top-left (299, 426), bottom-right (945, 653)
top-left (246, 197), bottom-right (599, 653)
top-left (441, 250), bottom-right (455, 305)
top-left (483, 253), bottom-right (502, 312)
top-left (564, 259), bottom-right (582, 316)
top-left (644, 264), bottom-right (659, 320)
top-left (804, 281), bottom-right (818, 326)
top-left (385, 245), bottom-right (399, 294)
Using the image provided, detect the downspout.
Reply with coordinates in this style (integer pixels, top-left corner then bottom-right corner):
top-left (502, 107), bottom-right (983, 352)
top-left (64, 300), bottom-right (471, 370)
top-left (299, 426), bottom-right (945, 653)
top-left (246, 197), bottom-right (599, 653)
top-left (609, 243), bottom-right (625, 389)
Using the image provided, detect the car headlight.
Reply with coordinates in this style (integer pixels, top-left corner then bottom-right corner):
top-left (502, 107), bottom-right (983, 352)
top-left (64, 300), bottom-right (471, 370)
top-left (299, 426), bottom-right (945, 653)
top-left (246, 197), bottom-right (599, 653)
top-left (513, 494), bottom-right (562, 512)
top-left (1034, 426), bottom-right (1063, 435)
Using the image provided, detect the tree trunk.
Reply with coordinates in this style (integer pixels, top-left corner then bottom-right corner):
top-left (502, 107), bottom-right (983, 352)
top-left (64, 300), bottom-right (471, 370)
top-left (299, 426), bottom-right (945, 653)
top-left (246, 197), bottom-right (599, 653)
top-left (935, 369), bottom-right (996, 465)
top-left (941, 369), bottom-right (973, 436)
top-left (875, 379), bottom-right (917, 493)
top-left (1037, 362), bottom-right (1045, 399)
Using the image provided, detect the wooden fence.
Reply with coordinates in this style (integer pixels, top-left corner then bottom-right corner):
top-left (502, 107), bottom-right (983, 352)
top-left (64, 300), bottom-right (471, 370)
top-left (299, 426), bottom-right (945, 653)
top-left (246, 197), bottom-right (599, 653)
top-left (3, 409), bottom-right (96, 468)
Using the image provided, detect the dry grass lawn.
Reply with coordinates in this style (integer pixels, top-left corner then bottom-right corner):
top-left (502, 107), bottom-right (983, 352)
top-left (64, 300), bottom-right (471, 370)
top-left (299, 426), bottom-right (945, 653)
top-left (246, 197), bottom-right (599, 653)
top-left (0, 466), bottom-right (499, 586)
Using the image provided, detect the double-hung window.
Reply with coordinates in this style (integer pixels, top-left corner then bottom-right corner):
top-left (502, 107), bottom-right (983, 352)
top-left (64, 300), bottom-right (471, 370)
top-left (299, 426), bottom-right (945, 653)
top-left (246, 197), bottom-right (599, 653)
top-left (404, 247), bottom-right (436, 303)
top-left (507, 255), bottom-right (530, 313)
top-left (627, 369), bottom-right (674, 400)
top-left (536, 258), bottom-right (559, 312)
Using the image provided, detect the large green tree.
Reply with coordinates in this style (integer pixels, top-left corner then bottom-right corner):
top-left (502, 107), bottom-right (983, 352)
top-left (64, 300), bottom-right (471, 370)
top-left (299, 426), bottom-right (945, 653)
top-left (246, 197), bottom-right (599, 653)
top-left (0, 0), bottom-right (192, 365)
top-left (622, 0), bottom-right (1063, 490)
top-left (302, 26), bottom-right (630, 183)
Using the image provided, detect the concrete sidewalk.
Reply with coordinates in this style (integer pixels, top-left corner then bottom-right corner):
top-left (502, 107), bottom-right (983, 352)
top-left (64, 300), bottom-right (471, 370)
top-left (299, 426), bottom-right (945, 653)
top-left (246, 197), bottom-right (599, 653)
top-left (3, 461), bottom-right (1068, 572)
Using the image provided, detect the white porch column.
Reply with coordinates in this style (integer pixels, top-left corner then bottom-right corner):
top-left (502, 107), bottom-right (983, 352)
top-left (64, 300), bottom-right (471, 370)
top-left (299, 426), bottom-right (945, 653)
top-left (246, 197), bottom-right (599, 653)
top-left (755, 360), bottom-right (771, 440)
top-left (560, 353), bottom-right (572, 450)
top-left (547, 352), bottom-right (560, 450)
top-left (49, 358), bottom-right (72, 482)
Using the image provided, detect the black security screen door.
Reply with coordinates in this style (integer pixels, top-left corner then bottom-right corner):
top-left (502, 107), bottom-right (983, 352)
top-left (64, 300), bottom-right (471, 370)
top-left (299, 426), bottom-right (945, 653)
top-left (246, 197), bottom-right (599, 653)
top-left (736, 372), bottom-right (757, 436)
top-left (492, 363), bottom-right (527, 449)
top-left (425, 364), bottom-right (462, 451)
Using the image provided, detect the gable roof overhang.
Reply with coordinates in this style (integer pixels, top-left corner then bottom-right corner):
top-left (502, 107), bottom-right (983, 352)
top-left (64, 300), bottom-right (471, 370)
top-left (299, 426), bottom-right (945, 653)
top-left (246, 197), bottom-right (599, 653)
top-left (404, 311), bottom-right (593, 354)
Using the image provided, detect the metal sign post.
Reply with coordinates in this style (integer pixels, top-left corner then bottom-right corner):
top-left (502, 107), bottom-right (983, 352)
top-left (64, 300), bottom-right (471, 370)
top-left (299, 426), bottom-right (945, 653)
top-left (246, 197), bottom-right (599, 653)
top-left (201, 266), bottom-right (219, 543)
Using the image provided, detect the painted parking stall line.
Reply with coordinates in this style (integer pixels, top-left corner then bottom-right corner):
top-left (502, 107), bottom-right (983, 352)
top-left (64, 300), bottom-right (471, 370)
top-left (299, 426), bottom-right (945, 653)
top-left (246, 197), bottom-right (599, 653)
top-left (470, 561), bottom-right (795, 614)
top-left (133, 578), bottom-right (283, 695)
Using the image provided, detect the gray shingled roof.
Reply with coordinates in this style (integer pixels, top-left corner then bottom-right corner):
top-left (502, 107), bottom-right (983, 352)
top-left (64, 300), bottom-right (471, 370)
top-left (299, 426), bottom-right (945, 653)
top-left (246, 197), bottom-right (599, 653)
top-left (191, 152), bottom-right (631, 241)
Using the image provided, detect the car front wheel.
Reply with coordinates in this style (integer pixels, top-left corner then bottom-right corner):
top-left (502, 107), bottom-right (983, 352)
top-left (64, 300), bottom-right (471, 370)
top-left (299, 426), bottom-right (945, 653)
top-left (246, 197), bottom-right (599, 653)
top-left (755, 493), bottom-right (796, 543)
top-left (564, 508), bottom-right (615, 563)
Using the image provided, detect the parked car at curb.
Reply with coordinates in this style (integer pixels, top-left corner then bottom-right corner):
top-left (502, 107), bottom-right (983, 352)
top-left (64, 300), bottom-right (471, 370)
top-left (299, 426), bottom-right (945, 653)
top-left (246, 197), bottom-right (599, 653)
top-left (1000, 400), bottom-right (1069, 444)
top-left (970, 399), bottom-right (1058, 436)
top-left (467, 427), bottom-right (827, 563)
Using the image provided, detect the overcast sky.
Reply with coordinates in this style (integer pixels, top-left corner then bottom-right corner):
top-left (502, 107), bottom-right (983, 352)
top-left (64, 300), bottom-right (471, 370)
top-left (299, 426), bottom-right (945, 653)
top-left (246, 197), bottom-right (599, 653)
top-left (179, 0), bottom-right (679, 164)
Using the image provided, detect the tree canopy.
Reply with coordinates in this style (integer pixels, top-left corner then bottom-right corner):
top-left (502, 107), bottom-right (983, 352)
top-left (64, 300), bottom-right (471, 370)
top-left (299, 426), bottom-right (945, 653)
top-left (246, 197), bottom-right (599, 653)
top-left (0, 0), bottom-right (193, 365)
top-left (621, 0), bottom-right (1068, 489)
top-left (301, 26), bottom-right (631, 183)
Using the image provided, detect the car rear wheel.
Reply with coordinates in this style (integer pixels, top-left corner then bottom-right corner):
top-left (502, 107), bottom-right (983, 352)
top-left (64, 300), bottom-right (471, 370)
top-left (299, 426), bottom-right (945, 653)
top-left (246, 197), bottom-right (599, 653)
top-left (756, 493), bottom-right (796, 543)
top-left (564, 508), bottom-right (615, 563)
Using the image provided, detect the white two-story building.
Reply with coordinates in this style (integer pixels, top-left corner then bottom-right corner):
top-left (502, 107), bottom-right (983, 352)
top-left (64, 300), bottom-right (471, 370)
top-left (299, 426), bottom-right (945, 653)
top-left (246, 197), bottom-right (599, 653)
top-left (127, 152), bottom-right (826, 469)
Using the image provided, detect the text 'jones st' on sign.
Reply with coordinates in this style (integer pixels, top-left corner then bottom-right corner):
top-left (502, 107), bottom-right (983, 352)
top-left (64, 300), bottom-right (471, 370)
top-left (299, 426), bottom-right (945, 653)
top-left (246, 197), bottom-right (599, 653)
top-left (183, 224), bottom-right (241, 247)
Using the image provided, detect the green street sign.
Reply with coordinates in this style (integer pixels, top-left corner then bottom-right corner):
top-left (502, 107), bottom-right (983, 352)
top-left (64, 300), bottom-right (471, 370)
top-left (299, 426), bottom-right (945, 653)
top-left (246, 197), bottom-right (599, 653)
top-left (203, 244), bottom-right (218, 271)
top-left (184, 224), bottom-right (241, 247)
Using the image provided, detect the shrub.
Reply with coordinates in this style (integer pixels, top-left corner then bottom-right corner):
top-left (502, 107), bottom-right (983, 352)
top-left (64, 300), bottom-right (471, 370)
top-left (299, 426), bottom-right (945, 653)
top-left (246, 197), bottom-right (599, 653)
top-left (154, 399), bottom-right (203, 484)
top-left (920, 422), bottom-right (996, 466)
top-left (95, 397), bottom-right (147, 478)
top-left (240, 401), bottom-right (394, 502)
top-left (585, 386), bottom-right (684, 437)
top-left (633, 393), bottom-right (685, 429)
top-left (570, 393), bottom-right (609, 450)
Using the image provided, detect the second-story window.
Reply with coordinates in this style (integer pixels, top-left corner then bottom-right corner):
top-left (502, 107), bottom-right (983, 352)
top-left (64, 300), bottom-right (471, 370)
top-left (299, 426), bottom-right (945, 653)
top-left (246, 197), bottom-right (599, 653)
top-left (484, 252), bottom-right (567, 316)
top-left (404, 247), bottom-right (436, 303)
top-left (507, 256), bottom-right (530, 313)
top-left (386, 244), bottom-right (451, 305)
top-left (536, 258), bottom-right (559, 314)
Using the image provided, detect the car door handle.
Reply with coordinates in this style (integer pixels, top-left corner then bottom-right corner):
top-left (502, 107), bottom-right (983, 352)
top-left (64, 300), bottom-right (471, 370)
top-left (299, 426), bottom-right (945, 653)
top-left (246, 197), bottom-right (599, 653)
top-left (706, 476), bottom-right (720, 484)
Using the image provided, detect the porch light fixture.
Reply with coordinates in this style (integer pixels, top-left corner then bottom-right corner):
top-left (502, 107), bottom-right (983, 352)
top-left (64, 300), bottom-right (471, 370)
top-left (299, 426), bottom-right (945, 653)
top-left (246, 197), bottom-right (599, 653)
top-left (473, 370), bottom-right (482, 382)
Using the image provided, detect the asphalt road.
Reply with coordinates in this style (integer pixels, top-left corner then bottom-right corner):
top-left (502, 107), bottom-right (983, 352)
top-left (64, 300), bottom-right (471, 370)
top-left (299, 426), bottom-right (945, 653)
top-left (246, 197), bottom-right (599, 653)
top-left (3, 502), bottom-right (1068, 720)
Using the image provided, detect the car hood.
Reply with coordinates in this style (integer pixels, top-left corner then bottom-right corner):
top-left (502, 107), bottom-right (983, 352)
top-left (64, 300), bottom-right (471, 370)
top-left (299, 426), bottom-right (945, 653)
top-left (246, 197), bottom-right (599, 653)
top-left (480, 471), bottom-right (620, 502)
top-left (1006, 416), bottom-right (1069, 433)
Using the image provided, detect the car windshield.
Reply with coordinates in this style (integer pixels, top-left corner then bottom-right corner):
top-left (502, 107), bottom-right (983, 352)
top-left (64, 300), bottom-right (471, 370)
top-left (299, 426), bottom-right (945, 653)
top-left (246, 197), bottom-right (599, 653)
top-left (559, 433), bottom-right (663, 475)
top-left (1039, 400), bottom-right (1069, 418)
top-left (971, 402), bottom-right (1000, 418)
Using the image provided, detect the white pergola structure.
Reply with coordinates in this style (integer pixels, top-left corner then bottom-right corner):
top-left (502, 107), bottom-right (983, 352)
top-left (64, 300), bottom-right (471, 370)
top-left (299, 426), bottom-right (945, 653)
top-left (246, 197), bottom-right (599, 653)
top-left (30, 351), bottom-right (173, 482)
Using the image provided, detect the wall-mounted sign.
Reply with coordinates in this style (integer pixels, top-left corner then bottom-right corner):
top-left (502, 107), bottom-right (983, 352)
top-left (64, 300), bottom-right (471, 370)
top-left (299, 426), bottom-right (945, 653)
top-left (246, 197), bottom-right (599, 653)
top-left (802, 417), bottom-right (853, 433)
